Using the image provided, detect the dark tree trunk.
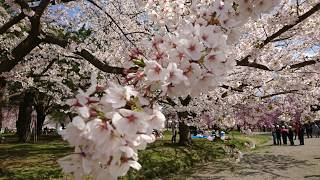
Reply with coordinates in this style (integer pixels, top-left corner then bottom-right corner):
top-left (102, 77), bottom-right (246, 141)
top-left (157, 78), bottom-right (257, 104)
top-left (178, 121), bottom-right (191, 145)
top-left (174, 96), bottom-right (193, 146)
top-left (0, 77), bottom-right (6, 130)
top-left (16, 91), bottom-right (33, 142)
top-left (34, 92), bottom-right (52, 136)
top-left (177, 111), bottom-right (192, 145)
top-left (35, 105), bottom-right (46, 136)
top-left (0, 103), bottom-right (2, 130)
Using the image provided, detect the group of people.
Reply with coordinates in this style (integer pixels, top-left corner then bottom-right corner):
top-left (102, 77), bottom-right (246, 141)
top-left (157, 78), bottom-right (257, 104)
top-left (305, 122), bottom-right (320, 138)
top-left (272, 122), bottom-right (320, 146)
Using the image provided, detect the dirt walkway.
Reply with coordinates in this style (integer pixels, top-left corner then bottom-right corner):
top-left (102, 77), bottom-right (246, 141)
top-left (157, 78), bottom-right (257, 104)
top-left (185, 138), bottom-right (320, 180)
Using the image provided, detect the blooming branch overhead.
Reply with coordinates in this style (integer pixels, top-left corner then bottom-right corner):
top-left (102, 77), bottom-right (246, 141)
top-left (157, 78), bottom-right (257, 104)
top-left (54, 0), bottom-right (282, 179)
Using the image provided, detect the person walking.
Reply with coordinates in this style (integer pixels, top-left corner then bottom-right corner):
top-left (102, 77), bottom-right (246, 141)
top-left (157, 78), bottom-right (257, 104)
top-left (288, 126), bottom-right (294, 146)
top-left (272, 126), bottom-right (277, 145)
top-left (298, 125), bottom-right (305, 145)
top-left (306, 122), bottom-right (313, 138)
top-left (171, 123), bottom-right (178, 143)
top-left (293, 122), bottom-right (299, 140)
top-left (275, 125), bottom-right (282, 145)
top-left (305, 123), bottom-right (309, 138)
top-left (318, 122), bottom-right (320, 138)
top-left (312, 123), bottom-right (320, 138)
top-left (281, 126), bottom-right (288, 145)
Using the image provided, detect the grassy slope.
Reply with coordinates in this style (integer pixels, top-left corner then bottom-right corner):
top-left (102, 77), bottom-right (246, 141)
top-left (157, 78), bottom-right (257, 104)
top-left (0, 132), bottom-right (270, 180)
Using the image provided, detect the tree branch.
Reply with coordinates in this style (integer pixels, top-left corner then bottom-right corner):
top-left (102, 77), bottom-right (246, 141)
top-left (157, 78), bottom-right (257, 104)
top-left (0, 36), bottom-right (42, 73)
top-left (15, 0), bottom-right (31, 10)
top-left (165, 97), bottom-right (177, 106)
top-left (86, 0), bottom-right (137, 47)
top-left (262, 3), bottom-right (320, 47)
top-left (42, 34), bottom-right (128, 75)
top-left (125, 31), bottom-right (151, 36)
top-left (38, 58), bottom-right (58, 76)
top-left (220, 83), bottom-right (248, 92)
top-left (236, 3), bottom-right (320, 70)
top-left (0, 0), bottom-right (50, 74)
top-left (260, 90), bottom-right (299, 99)
top-left (42, 33), bottom-right (69, 47)
top-left (30, 0), bottom-right (51, 35)
top-left (289, 59), bottom-right (318, 69)
top-left (179, 95), bottom-right (192, 106)
top-left (74, 49), bottom-right (125, 75)
top-left (0, 13), bottom-right (25, 34)
top-left (236, 58), bottom-right (272, 71)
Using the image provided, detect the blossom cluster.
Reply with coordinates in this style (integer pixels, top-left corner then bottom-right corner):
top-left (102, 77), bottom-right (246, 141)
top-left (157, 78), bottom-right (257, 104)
top-left (58, 74), bottom-right (165, 179)
top-left (57, 1), bottom-right (282, 179)
top-left (124, 0), bottom-right (281, 99)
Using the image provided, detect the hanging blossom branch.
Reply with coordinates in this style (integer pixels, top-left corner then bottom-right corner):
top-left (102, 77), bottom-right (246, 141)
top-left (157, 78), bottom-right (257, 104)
top-left (0, 0), bottom-right (50, 73)
top-left (236, 2), bottom-right (320, 71)
top-left (0, 0), bottom-right (146, 75)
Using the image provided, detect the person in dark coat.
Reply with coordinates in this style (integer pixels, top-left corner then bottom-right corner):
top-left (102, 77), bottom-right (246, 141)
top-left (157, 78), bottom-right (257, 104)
top-left (281, 126), bottom-right (288, 145)
top-left (306, 122), bottom-right (313, 138)
top-left (312, 124), bottom-right (320, 138)
top-left (293, 123), bottom-right (299, 140)
top-left (272, 126), bottom-right (277, 145)
top-left (298, 125), bottom-right (305, 145)
top-left (275, 125), bottom-right (282, 145)
top-left (288, 126), bottom-right (294, 146)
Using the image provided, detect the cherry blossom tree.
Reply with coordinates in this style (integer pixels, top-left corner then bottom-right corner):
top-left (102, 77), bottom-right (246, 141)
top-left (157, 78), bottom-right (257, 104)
top-left (1, 0), bottom-right (320, 179)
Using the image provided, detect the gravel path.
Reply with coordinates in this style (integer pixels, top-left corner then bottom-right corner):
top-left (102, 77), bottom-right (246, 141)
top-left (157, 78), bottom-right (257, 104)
top-left (186, 137), bottom-right (320, 180)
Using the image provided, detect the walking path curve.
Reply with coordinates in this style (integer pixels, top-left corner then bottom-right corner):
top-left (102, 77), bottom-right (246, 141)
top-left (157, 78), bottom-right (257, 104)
top-left (185, 138), bottom-right (320, 180)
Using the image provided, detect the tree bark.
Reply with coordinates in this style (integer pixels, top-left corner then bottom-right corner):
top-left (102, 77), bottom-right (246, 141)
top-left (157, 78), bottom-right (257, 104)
top-left (16, 91), bottom-right (34, 142)
top-left (178, 121), bottom-right (191, 145)
top-left (177, 111), bottom-right (192, 145)
top-left (0, 102), bottom-right (2, 130)
top-left (0, 77), bottom-right (6, 130)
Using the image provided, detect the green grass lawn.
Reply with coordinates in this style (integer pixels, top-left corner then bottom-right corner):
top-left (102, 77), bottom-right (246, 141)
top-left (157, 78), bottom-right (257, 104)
top-left (124, 139), bottom-right (226, 180)
top-left (228, 131), bottom-right (271, 150)
top-left (0, 135), bottom-right (72, 180)
top-left (0, 131), bottom-right (271, 180)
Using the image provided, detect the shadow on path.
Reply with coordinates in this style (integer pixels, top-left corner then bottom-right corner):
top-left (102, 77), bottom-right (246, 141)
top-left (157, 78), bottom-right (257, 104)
top-left (304, 175), bottom-right (320, 180)
top-left (189, 153), bottom-right (313, 180)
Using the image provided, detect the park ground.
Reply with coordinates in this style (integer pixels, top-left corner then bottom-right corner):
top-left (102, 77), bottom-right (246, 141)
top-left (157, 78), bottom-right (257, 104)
top-left (0, 131), bottom-right (269, 180)
top-left (174, 137), bottom-right (320, 180)
top-left (3, 132), bottom-right (319, 180)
